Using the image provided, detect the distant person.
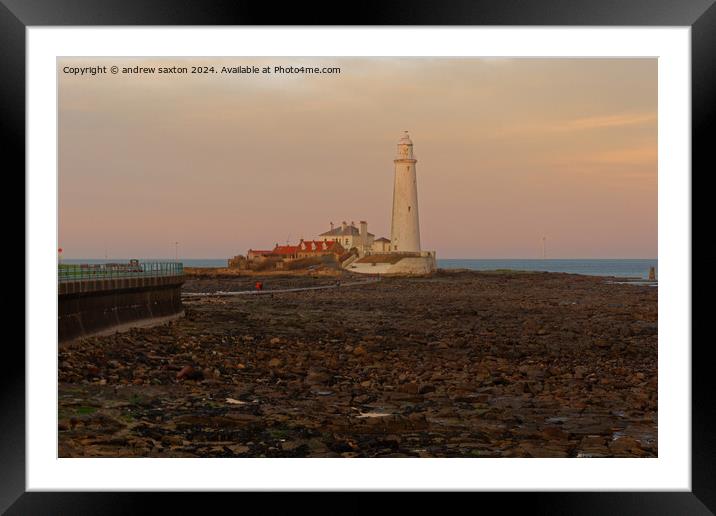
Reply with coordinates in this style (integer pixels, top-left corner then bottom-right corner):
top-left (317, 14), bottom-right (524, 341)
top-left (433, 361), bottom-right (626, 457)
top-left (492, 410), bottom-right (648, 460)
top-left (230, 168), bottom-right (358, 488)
top-left (255, 281), bottom-right (263, 291)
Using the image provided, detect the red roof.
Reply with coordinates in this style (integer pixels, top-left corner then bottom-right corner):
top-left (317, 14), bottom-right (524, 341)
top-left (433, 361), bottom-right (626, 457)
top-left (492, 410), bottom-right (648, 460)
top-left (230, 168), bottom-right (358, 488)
top-left (299, 239), bottom-right (342, 252)
top-left (272, 245), bottom-right (300, 255)
top-left (270, 240), bottom-right (344, 256)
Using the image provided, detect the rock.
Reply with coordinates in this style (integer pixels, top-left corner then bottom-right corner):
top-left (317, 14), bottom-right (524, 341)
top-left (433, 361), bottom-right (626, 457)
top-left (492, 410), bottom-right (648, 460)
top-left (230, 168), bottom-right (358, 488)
top-left (522, 365), bottom-right (545, 380)
top-left (280, 441), bottom-right (303, 451)
top-left (176, 365), bottom-right (204, 381)
top-left (580, 435), bottom-right (606, 447)
top-left (574, 366), bottom-right (588, 380)
top-left (353, 345), bottom-right (367, 356)
top-left (398, 382), bottom-right (420, 394)
top-left (418, 384), bottom-right (436, 394)
top-left (305, 370), bottom-right (331, 385)
top-left (609, 436), bottom-right (642, 454)
top-left (268, 358), bottom-right (283, 368)
top-left (228, 444), bottom-right (250, 454)
top-left (161, 435), bottom-right (183, 446)
top-left (541, 426), bottom-right (569, 441)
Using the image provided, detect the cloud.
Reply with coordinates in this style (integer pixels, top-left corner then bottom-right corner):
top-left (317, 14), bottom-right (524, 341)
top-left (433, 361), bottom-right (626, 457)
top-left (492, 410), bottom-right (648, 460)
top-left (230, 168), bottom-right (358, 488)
top-left (494, 112), bottom-right (657, 139)
top-left (564, 113), bottom-right (657, 131)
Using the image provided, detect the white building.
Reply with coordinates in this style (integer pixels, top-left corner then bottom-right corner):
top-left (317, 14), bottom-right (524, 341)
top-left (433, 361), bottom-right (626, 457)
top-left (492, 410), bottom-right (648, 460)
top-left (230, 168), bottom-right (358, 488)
top-left (373, 237), bottom-right (391, 253)
top-left (317, 220), bottom-right (376, 254)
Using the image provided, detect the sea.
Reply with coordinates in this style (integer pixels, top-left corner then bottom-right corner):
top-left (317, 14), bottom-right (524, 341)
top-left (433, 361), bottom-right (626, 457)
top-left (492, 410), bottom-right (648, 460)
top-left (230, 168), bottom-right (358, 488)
top-left (62, 258), bottom-right (658, 279)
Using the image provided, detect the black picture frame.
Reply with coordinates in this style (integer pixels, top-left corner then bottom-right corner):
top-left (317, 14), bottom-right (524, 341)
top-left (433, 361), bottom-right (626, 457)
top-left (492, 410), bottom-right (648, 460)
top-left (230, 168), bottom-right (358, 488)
top-left (5, 0), bottom-right (714, 512)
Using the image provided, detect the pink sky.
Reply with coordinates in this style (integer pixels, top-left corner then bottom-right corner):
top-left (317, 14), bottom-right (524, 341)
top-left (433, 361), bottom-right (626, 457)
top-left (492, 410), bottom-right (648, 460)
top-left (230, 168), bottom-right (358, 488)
top-left (59, 57), bottom-right (657, 259)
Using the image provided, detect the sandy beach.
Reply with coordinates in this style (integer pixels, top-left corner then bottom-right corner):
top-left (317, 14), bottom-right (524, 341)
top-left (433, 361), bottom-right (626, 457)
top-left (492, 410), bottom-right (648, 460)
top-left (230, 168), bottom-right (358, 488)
top-left (58, 270), bottom-right (657, 458)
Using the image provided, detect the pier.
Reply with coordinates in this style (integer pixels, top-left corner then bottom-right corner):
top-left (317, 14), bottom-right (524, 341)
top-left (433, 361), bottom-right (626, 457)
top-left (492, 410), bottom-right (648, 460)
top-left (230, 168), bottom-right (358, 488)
top-left (58, 261), bottom-right (185, 342)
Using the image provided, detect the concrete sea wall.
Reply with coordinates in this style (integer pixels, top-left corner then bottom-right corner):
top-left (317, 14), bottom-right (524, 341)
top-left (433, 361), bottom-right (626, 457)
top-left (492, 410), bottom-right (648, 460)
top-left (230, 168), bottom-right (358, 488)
top-left (348, 252), bottom-right (437, 276)
top-left (59, 276), bottom-right (185, 342)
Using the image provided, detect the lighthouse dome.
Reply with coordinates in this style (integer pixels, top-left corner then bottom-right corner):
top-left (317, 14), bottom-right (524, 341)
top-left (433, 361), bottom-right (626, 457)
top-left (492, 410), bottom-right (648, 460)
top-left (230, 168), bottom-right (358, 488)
top-left (399, 131), bottom-right (413, 145)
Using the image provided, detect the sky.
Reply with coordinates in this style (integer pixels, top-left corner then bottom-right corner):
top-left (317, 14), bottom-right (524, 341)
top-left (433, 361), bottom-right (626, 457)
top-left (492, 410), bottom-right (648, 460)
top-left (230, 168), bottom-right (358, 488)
top-left (58, 57), bottom-right (657, 259)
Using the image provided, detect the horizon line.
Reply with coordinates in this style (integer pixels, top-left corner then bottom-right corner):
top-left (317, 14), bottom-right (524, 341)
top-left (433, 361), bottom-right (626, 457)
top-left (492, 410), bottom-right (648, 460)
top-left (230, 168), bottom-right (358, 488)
top-left (59, 256), bottom-right (659, 261)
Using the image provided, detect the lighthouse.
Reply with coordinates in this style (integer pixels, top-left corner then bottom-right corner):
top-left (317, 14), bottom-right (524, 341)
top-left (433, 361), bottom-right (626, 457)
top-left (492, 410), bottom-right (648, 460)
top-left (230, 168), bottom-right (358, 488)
top-left (347, 131), bottom-right (436, 275)
top-left (390, 131), bottom-right (421, 252)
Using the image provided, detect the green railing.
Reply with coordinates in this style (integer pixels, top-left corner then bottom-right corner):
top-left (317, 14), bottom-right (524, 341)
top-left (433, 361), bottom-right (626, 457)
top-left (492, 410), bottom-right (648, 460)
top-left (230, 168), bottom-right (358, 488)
top-left (58, 261), bottom-right (184, 282)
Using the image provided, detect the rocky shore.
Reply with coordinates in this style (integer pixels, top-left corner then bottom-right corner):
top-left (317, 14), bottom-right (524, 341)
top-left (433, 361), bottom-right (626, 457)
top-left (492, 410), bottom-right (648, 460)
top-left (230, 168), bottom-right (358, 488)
top-left (183, 266), bottom-right (343, 280)
top-left (58, 270), bottom-right (657, 458)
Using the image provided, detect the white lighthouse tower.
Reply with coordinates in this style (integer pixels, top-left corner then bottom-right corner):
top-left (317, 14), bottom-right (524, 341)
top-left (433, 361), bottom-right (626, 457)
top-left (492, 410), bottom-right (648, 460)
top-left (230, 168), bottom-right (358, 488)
top-left (390, 131), bottom-right (421, 252)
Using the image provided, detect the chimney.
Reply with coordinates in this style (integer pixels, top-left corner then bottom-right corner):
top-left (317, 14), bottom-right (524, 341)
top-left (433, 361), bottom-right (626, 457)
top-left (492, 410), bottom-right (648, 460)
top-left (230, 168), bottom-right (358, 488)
top-left (342, 221), bottom-right (347, 232)
top-left (330, 221), bottom-right (334, 230)
top-left (360, 220), bottom-right (368, 248)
